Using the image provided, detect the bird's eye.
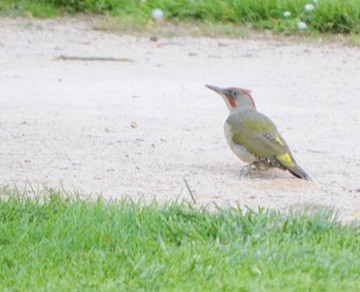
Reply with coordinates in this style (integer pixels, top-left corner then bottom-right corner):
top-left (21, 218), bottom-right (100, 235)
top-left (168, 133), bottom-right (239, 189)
top-left (233, 91), bottom-right (238, 96)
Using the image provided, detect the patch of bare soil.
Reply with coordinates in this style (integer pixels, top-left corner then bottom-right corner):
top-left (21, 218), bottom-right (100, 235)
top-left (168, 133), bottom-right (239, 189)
top-left (0, 17), bottom-right (359, 222)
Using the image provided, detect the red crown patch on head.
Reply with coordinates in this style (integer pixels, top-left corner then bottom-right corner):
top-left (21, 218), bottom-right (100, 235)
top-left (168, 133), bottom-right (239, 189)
top-left (241, 89), bottom-right (256, 108)
top-left (228, 87), bottom-right (256, 108)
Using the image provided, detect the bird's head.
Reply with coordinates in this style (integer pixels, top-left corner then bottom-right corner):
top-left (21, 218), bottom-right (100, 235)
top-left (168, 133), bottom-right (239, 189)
top-left (205, 85), bottom-right (256, 112)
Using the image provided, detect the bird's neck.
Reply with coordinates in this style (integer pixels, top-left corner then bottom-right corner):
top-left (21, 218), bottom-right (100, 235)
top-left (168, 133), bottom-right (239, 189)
top-left (229, 106), bottom-right (256, 115)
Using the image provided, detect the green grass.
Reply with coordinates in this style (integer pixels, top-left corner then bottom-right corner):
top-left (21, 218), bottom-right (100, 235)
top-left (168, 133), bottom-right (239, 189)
top-left (1, 0), bottom-right (360, 34)
top-left (0, 189), bottom-right (359, 290)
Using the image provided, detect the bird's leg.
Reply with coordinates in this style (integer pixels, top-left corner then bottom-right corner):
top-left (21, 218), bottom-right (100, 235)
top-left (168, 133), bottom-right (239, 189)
top-left (240, 164), bottom-right (252, 178)
top-left (253, 161), bottom-right (272, 171)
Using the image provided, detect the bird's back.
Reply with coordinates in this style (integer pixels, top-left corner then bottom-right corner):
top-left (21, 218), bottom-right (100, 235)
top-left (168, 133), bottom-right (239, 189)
top-left (227, 109), bottom-right (311, 179)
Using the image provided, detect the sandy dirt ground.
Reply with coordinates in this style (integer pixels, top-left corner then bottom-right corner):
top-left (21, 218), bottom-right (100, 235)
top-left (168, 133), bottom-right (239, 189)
top-left (0, 17), bottom-right (359, 222)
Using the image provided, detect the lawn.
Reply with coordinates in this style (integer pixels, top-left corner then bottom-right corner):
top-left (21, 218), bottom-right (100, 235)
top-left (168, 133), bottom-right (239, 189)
top-left (1, 0), bottom-right (360, 34)
top-left (0, 189), bottom-right (359, 290)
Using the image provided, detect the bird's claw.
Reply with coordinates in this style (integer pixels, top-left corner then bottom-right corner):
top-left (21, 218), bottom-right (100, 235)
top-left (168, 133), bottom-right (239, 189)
top-left (240, 164), bottom-right (252, 178)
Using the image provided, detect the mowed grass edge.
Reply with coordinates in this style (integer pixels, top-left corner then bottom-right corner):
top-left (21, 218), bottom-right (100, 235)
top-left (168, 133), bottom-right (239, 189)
top-left (0, 188), bottom-right (359, 290)
top-left (1, 0), bottom-right (360, 34)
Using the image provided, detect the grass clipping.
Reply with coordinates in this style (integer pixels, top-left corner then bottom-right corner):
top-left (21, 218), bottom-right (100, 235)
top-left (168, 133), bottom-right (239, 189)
top-left (0, 188), bottom-right (359, 290)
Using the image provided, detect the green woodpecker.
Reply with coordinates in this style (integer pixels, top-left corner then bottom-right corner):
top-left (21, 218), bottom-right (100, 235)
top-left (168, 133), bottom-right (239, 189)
top-left (206, 85), bottom-right (311, 180)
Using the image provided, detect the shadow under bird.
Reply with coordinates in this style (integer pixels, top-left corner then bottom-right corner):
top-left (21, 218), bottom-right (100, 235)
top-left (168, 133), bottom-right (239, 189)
top-left (206, 85), bottom-right (311, 180)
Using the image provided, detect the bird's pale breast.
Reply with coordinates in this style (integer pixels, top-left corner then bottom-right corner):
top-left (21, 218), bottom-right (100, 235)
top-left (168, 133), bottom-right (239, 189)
top-left (224, 121), bottom-right (257, 164)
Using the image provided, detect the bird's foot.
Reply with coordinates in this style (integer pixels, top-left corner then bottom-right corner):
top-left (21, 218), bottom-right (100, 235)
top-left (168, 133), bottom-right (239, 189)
top-left (240, 164), bottom-right (252, 178)
top-left (253, 161), bottom-right (272, 171)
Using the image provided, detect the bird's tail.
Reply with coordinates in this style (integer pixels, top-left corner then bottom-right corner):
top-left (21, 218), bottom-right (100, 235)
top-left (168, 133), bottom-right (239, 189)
top-left (275, 153), bottom-right (312, 181)
top-left (287, 165), bottom-right (312, 181)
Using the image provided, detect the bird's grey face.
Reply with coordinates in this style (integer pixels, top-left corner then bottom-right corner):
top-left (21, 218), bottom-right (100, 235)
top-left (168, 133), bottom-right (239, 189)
top-left (205, 85), bottom-right (256, 111)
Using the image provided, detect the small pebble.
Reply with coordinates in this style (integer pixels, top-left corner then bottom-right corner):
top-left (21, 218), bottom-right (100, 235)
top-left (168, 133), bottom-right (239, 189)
top-left (150, 36), bottom-right (158, 42)
top-left (72, 158), bottom-right (81, 166)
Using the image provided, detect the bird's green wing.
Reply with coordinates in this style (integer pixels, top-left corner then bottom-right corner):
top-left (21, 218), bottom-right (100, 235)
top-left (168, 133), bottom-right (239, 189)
top-left (227, 110), bottom-right (297, 170)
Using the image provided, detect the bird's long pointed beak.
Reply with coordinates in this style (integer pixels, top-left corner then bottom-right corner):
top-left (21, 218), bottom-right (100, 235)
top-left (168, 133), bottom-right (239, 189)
top-left (205, 84), bottom-right (228, 95)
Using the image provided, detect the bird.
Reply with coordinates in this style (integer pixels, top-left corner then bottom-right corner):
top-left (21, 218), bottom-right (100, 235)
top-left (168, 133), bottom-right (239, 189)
top-left (205, 85), bottom-right (311, 180)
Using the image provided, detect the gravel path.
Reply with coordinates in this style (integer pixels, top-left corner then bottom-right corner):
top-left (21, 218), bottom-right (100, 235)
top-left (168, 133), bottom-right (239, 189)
top-left (1, 17), bottom-right (359, 222)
